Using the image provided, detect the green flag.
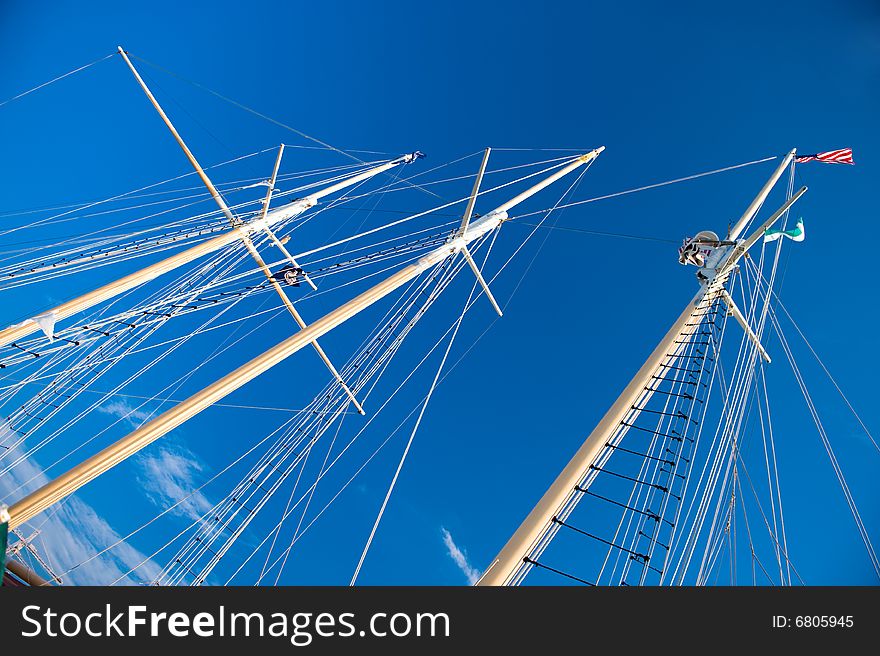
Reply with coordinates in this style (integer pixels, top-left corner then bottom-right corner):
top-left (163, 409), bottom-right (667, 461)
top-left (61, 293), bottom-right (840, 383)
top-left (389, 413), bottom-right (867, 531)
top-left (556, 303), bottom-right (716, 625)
top-left (764, 217), bottom-right (805, 243)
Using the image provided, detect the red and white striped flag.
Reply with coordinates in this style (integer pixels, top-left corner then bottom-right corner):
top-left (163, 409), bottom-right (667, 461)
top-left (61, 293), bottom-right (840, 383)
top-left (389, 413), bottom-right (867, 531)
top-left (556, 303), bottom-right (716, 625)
top-left (795, 148), bottom-right (854, 165)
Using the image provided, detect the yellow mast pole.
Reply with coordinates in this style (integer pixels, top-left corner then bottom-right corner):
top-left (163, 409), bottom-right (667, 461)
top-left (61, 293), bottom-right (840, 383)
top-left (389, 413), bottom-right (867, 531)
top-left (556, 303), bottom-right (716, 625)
top-left (6, 151), bottom-right (603, 530)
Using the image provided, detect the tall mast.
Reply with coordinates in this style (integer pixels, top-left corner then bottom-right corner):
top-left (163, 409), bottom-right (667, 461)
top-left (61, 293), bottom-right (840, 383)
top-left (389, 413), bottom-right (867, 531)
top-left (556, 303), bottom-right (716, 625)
top-left (118, 46), bottom-right (422, 414)
top-left (0, 156), bottom-right (414, 350)
top-left (0, 48), bottom-right (422, 412)
top-left (477, 155), bottom-right (804, 586)
top-left (5, 149), bottom-right (603, 530)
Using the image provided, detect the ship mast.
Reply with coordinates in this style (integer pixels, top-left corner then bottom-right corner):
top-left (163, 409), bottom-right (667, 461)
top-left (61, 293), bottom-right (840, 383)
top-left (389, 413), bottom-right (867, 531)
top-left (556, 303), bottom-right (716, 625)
top-left (477, 150), bottom-right (804, 586)
top-left (5, 145), bottom-right (603, 530)
top-left (0, 152), bottom-right (414, 351)
top-left (117, 47), bottom-right (373, 413)
top-left (0, 48), bottom-right (429, 414)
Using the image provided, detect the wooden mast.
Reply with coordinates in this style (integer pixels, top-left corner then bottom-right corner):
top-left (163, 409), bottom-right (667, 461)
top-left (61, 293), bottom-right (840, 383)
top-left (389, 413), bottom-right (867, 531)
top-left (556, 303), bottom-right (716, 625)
top-left (6, 150), bottom-right (604, 530)
top-left (477, 153), bottom-right (803, 586)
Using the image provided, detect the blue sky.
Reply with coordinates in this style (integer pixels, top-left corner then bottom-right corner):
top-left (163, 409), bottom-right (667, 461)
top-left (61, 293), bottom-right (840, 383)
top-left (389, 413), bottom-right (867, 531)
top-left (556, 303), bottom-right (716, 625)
top-left (0, 1), bottom-right (878, 585)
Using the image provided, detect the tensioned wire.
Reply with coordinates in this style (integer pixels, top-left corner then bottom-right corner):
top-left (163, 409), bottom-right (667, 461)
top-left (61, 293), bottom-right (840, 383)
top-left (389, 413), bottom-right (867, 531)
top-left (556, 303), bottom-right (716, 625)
top-left (716, 289), bottom-right (804, 587)
top-left (0, 222), bottom-right (454, 372)
top-left (0, 218), bottom-right (454, 348)
top-left (5, 104), bottom-right (792, 584)
top-left (615, 315), bottom-right (715, 585)
top-left (689, 320), bottom-right (801, 585)
top-left (681, 295), bottom-right (761, 583)
top-left (0, 54), bottom-right (776, 268)
top-left (696, 188), bottom-right (796, 583)
top-left (671, 276), bottom-right (757, 583)
top-left (752, 161), bottom-right (796, 584)
top-left (347, 221), bottom-right (505, 586)
top-left (517, 290), bottom-right (720, 581)
top-left (1, 226), bottom-right (528, 576)
top-left (96, 274), bottom-right (447, 585)
top-left (0, 240), bottom-right (256, 484)
top-left (0, 49), bottom-right (399, 227)
top-left (745, 257), bottom-right (880, 578)
top-left (667, 256), bottom-right (789, 584)
top-left (278, 195), bottom-right (608, 581)
top-left (0, 153), bottom-right (573, 295)
top-left (0, 156), bottom-right (395, 280)
top-left (6, 243), bottom-right (264, 552)
top-left (249, 165), bottom-right (417, 582)
top-left (0, 282), bottom-right (251, 560)
top-left (259, 398), bottom-right (350, 585)
top-left (161, 255), bottom-right (471, 585)
top-left (126, 53), bottom-right (392, 161)
top-left (1, 51), bottom-right (796, 580)
top-left (0, 153), bottom-right (775, 297)
top-left (99, 233), bottom-right (492, 581)
top-left (5, 234), bottom-right (255, 441)
top-left (0, 242), bottom-right (441, 374)
top-left (0, 52), bottom-right (117, 109)
top-left (723, 167), bottom-right (796, 585)
top-left (5, 241), bottom-right (260, 472)
top-left (0, 158), bottom-right (381, 233)
top-left (349, 273), bottom-right (475, 585)
top-left (693, 283), bottom-right (769, 581)
top-left (661, 299), bottom-right (734, 583)
top-left (755, 366), bottom-right (787, 583)
top-left (4, 154), bottom-right (580, 299)
top-left (0, 240), bottom-right (239, 426)
top-left (731, 444), bottom-right (805, 584)
top-left (0, 174), bottom-right (299, 271)
top-left (126, 52), bottom-right (440, 202)
top-left (527, 295), bottom-right (723, 586)
top-left (350, 161), bottom-right (592, 585)
top-left (204, 244), bottom-right (484, 583)
top-left (747, 263), bottom-right (879, 457)
top-left (672, 244), bottom-right (774, 583)
top-left (1, 245), bottom-right (257, 527)
top-left (0, 146), bottom-right (288, 239)
top-left (250, 265), bottom-right (453, 584)
top-left (507, 156), bottom-right (778, 221)
top-left (540, 295), bottom-right (721, 586)
top-left (224, 245), bottom-right (505, 585)
top-left (0, 163), bottom-right (418, 306)
top-left (157, 234), bottom-right (482, 581)
top-left (85, 168), bottom-right (578, 584)
top-left (0, 154), bottom-right (438, 372)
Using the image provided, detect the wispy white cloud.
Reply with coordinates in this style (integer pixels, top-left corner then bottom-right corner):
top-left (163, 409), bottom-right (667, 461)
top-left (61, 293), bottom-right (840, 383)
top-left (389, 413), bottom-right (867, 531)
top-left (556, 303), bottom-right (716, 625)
top-left (0, 421), bottom-right (161, 585)
top-left (95, 398), bottom-right (212, 522)
top-left (136, 444), bottom-right (213, 522)
top-left (441, 527), bottom-right (480, 585)
top-left (97, 399), bottom-right (153, 427)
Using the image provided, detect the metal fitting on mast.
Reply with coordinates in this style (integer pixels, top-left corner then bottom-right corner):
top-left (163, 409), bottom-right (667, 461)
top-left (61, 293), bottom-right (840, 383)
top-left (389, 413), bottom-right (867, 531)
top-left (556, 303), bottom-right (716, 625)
top-left (400, 151), bottom-right (426, 164)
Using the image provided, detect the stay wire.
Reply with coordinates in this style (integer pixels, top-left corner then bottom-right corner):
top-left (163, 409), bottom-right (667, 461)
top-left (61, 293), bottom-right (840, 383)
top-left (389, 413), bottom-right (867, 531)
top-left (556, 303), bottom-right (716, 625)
top-left (0, 52), bottom-right (116, 108)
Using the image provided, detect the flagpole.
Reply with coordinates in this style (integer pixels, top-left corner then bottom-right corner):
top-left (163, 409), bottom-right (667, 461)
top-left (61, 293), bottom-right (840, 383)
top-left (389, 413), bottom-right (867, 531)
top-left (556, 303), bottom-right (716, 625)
top-left (5, 150), bottom-right (603, 531)
top-left (728, 149), bottom-right (795, 241)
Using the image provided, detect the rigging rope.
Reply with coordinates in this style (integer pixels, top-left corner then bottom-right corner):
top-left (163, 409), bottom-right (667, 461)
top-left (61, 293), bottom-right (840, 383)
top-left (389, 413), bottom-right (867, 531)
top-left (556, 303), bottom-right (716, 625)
top-left (0, 139), bottom-right (821, 586)
top-left (509, 156), bottom-right (778, 221)
top-left (0, 52), bottom-right (116, 109)
top-left (514, 223), bottom-right (679, 244)
top-left (347, 234), bottom-right (496, 585)
top-left (755, 273), bottom-right (880, 456)
top-left (126, 52), bottom-right (441, 202)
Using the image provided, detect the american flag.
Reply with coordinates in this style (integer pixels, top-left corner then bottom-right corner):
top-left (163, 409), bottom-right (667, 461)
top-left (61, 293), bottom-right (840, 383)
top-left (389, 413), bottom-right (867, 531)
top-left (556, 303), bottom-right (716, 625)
top-left (795, 148), bottom-right (854, 165)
